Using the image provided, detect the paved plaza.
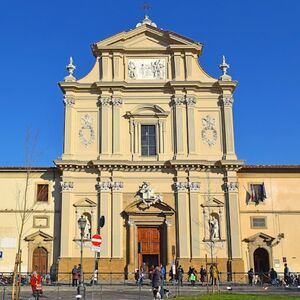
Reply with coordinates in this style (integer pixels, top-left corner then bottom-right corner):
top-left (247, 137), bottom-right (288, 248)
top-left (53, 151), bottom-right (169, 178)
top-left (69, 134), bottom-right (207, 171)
top-left (1, 283), bottom-right (300, 300)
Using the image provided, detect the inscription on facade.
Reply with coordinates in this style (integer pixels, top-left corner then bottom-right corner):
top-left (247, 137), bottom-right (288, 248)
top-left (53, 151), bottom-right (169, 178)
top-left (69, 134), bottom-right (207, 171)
top-left (128, 58), bottom-right (166, 80)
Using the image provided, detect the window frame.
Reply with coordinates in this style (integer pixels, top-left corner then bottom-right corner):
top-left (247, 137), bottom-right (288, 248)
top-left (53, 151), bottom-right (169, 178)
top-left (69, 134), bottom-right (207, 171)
top-left (250, 216), bottom-right (267, 229)
top-left (35, 183), bottom-right (49, 203)
top-left (141, 124), bottom-right (157, 156)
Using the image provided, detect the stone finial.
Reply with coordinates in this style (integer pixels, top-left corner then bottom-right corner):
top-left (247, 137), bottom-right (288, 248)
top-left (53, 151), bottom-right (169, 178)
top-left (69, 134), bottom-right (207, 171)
top-left (136, 15), bottom-right (157, 28)
top-left (64, 56), bottom-right (76, 82)
top-left (219, 55), bottom-right (231, 81)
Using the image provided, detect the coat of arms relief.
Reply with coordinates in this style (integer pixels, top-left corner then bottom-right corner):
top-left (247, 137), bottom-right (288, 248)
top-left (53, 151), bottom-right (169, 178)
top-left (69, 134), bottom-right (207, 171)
top-left (136, 182), bottom-right (163, 207)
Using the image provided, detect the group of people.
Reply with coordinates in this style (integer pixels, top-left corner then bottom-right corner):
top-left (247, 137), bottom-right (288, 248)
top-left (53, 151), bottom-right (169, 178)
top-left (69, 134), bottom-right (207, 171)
top-left (168, 264), bottom-right (219, 286)
top-left (247, 263), bottom-right (300, 286)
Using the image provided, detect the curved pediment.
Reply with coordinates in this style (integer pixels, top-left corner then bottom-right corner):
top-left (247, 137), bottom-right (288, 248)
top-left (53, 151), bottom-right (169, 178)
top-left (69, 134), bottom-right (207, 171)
top-left (127, 104), bottom-right (169, 118)
top-left (124, 199), bottom-right (175, 216)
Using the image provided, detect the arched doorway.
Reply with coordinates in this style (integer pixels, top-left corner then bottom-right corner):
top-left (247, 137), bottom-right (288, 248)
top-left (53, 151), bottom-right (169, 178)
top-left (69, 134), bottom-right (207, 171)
top-left (32, 247), bottom-right (48, 275)
top-left (254, 248), bottom-right (270, 273)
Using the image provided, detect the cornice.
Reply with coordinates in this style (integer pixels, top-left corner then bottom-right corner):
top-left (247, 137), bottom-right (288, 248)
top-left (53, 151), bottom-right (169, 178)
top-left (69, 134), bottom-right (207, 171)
top-left (54, 159), bottom-right (244, 172)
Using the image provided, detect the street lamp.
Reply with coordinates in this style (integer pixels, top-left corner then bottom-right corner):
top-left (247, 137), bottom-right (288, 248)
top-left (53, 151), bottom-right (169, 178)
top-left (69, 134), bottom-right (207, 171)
top-left (78, 215), bottom-right (87, 299)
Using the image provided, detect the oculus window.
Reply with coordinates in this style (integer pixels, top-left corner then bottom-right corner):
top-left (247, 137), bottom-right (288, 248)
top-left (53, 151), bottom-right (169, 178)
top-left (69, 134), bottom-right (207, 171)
top-left (141, 125), bottom-right (156, 156)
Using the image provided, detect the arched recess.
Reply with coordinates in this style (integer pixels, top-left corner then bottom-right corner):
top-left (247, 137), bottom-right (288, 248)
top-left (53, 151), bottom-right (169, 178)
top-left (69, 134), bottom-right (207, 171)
top-left (32, 247), bottom-right (48, 274)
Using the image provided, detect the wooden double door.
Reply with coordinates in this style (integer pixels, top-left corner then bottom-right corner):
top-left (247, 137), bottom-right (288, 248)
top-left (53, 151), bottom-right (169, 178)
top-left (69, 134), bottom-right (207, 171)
top-left (32, 247), bottom-right (48, 274)
top-left (138, 227), bottom-right (160, 269)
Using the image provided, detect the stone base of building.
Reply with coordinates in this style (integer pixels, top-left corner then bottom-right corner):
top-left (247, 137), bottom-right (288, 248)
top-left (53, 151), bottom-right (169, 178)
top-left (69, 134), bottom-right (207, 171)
top-left (57, 257), bottom-right (126, 281)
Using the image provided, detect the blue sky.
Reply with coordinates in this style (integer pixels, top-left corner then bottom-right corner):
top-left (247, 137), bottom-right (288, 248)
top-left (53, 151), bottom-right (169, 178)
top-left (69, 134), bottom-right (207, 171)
top-left (0, 0), bottom-right (299, 166)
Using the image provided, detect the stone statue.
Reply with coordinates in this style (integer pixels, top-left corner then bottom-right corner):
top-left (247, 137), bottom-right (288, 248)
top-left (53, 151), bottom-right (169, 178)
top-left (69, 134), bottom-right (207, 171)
top-left (83, 215), bottom-right (91, 239)
top-left (209, 216), bottom-right (219, 240)
top-left (128, 61), bottom-right (136, 79)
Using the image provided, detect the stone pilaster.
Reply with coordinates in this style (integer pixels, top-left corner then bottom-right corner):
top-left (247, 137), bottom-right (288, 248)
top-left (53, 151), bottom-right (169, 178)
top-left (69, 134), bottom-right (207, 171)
top-left (128, 220), bottom-right (136, 266)
top-left (62, 95), bottom-right (75, 158)
top-left (166, 220), bottom-right (173, 267)
top-left (186, 97), bottom-right (196, 155)
top-left (224, 178), bottom-right (241, 259)
top-left (97, 181), bottom-right (111, 257)
top-left (220, 95), bottom-right (237, 160)
top-left (111, 181), bottom-right (123, 257)
top-left (172, 96), bottom-right (185, 158)
top-left (99, 97), bottom-right (111, 156)
top-left (189, 182), bottom-right (201, 257)
top-left (112, 98), bottom-right (122, 155)
top-left (174, 182), bottom-right (190, 258)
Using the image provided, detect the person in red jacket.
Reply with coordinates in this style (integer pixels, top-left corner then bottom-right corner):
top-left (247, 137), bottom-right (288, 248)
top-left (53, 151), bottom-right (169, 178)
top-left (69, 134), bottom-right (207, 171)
top-left (30, 271), bottom-right (42, 298)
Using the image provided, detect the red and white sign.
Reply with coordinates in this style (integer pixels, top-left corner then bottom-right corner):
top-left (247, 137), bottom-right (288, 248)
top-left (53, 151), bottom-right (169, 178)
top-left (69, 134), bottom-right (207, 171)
top-left (91, 234), bottom-right (102, 247)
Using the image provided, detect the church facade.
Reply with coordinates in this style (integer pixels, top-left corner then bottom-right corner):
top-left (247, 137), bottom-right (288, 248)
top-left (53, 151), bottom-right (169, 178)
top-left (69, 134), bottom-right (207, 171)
top-left (0, 17), bottom-right (299, 279)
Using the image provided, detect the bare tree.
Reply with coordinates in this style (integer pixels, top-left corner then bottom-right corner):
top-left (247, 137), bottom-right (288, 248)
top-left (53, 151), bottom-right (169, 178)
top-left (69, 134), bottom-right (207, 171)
top-left (11, 129), bottom-right (41, 300)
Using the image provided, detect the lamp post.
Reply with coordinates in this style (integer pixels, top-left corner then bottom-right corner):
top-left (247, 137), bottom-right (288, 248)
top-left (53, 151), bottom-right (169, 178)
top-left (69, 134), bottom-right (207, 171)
top-left (78, 215), bottom-right (87, 299)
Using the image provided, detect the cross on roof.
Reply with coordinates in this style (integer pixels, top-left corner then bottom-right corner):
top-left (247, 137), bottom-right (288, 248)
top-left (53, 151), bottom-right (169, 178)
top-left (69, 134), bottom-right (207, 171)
top-left (142, 2), bottom-right (151, 15)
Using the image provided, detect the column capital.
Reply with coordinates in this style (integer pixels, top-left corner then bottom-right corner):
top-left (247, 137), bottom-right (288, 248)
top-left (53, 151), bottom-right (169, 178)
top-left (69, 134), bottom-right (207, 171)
top-left (186, 96), bottom-right (196, 106)
top-left (96, 181), bottom-right (111, 191)
top-left (98, 97), bottom-right (111, 106)
top-left (173, 182), bottom-right (189, 192)
top-left (111, 181), bottom-right (124, 191)
top-left (111, 97), bottom-right (123, 106)
top-left (63, 96), bottom-right (75, 107)
top-left (61, 181), bottom-right (74, 191)
top-left (225, 181), bottom-right (239, 192)
top-left (172, 96), bottom-right (185, 106)
top-left (189, 182), bottom-right (201, 191)
top-left (220, 95), bottom-right (234, 107)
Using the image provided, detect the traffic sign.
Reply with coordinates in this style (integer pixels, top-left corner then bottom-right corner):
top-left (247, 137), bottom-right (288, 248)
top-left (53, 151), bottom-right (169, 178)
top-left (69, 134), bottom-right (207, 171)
top-left (91, 245), bottom-right (101, 253)
top-left (91, 234), bottom-right (102, 247)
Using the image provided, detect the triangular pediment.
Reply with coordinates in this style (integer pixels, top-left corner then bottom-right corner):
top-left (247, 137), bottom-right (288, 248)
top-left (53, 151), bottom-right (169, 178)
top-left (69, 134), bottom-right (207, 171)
top-left (243, 232), bottom-right (275, 243)
top-left (24, 230), bottom-right (53, 242)
top-left (201, 197), bottom-right (224, 207)
top-left (73, 198), bottom-right (96, 208)
top-left (92, 25), bottom-right (202, 54)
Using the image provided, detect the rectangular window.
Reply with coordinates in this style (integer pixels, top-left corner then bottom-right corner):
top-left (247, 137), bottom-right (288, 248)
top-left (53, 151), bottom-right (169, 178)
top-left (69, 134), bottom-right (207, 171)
top-left (37, 184), bottom-right (49, 202)
top-left (141, 125), bottom-right (156, 156)
top-left (251, 217), bottom-right (267, 229)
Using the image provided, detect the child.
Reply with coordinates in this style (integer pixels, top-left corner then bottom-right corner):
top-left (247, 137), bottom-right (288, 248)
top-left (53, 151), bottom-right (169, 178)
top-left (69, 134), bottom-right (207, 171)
top-left (190, 272), bottom-right (196, 286)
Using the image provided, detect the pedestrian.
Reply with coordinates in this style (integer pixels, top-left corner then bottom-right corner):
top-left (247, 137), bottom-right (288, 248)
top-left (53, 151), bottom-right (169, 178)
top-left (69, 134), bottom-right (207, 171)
top-left (72, 265), bottom-right (79, 287)
top-left (30, 271), bottom-right (42, 299)
top-left (177, 265), bottom-right (184, 286)
top-left (269, 268), bottom-right (278, 285)
top-left (90, 268), bottom-right (98, 285)
top-left (160, 264), bottom-right (166, 281)
top-left (152, 266), bottom-right (163, 299)
top-left (190, 271), bottom-right (196, 286)
top-left (209, 264), bottom-right (218, 286)
top-left (168, 267), bottom-right (173, 282)
top-left (284, 263), bottom-right (290, 285)
top-left (200, 265), bottom-right (207, 285)
top-left (247, 268), bottom-right (254, 286)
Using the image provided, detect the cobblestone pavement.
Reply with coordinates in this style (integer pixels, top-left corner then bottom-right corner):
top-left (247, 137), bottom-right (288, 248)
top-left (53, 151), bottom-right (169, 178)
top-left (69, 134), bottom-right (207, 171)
top-left (1, 284), bottom-right (300, 300)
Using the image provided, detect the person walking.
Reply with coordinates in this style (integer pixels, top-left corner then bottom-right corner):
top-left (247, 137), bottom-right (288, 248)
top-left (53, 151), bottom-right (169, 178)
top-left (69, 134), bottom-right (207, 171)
top-left (210, 264), bottom-right (218, 286)
top-left (177, 265), bottom-right (184, 286)
top-left (160, 264), bottom-right (166, 284)
top-left (200, 265), bottom-right (207, 285)
top-left (247, 268), bottom-right (254, 286)
top-left (72, 265), bottom-right (79, 287)
top-left (284, 263), bottom-right (290, 285)
top-left (152, 266), bottom-right (163, 299)
top-left (30, 271), bottom-right (42, 299)
top-left (190, 271), bottom-right (196, 286)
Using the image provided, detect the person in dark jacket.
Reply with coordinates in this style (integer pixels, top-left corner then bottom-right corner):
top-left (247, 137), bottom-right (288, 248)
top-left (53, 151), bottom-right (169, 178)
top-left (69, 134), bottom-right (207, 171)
top-left (152, 266), bottom-right (163, 298)
top-left (269, 268), bottom-right (278, 285)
